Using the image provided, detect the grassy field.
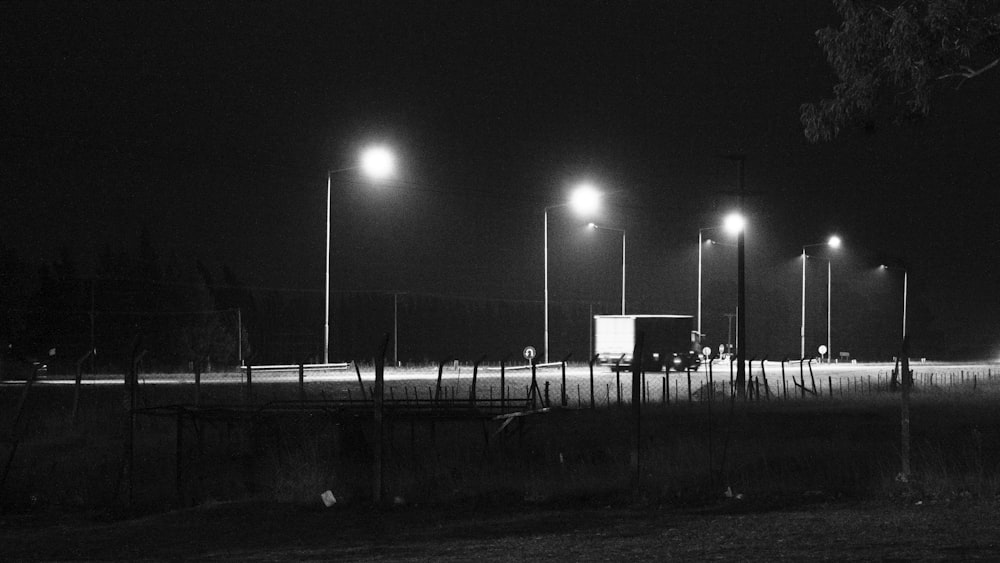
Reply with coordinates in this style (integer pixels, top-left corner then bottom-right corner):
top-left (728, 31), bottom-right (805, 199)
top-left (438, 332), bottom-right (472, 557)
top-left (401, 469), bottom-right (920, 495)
top-left (2, 362), bottom-right (999, 516)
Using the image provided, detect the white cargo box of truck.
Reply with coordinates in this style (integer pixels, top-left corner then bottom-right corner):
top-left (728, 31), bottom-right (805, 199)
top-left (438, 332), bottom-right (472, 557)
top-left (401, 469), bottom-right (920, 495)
top-left (593, 314), bottom-right (699, 371)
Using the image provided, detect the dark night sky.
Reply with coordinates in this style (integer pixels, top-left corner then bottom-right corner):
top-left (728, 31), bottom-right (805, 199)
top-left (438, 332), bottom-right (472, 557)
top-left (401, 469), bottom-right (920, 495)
top-left (3, 1), bottom-right (999, 360)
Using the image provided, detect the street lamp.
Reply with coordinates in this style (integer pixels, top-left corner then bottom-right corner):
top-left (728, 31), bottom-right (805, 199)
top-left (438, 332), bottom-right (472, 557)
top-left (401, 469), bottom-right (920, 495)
top-left (722, 212), bottom-right (746, 360)
top-left (544, 183), bottom-right (601, 363)
top-left (800, 235), bottom-right (840, 362)
top-left (324, 145), bottom-right (396, 363)
top-left (880, 264), bottom-right (908, 340)
top-left (697, 225), bottom-right (738, 342)
top-left (588, 223), bottom-right (626, 314)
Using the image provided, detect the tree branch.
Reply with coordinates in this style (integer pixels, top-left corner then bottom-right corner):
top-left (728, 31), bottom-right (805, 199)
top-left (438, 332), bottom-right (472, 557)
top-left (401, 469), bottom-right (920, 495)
top-left (936, 57), bottom-right (1000, 85)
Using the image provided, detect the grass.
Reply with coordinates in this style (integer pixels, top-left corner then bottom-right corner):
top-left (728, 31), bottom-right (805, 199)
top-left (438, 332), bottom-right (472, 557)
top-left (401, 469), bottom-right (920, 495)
top-left (2, 365), bottom-right (999, 514)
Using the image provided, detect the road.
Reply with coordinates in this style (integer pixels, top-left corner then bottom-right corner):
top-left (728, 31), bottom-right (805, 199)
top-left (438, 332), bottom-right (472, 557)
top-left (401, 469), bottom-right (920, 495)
top-left (7, 361), bottom-right (996, 391)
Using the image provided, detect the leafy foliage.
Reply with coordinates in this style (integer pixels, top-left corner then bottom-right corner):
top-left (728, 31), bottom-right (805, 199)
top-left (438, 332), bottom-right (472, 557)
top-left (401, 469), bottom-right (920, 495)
top-left (802, 0), bottom-right (1000, 141)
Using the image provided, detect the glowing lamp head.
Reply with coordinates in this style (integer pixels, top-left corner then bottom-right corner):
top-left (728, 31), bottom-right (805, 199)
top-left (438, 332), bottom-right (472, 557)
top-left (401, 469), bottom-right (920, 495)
top-left (723, 213), bottom-right (746, 236)
top-left (360, 146), bottom-right (395, 180)
top-left (828, 235), bottom-right (842, 249)
top-left (569, 184), bottom-right (601, 216)
top-left (588, 222), bottom-right (597, 229)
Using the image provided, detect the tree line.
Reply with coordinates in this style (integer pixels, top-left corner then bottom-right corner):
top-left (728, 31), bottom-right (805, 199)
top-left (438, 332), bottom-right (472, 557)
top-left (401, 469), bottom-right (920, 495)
top-left (1, 231), bottom-right (606, 374)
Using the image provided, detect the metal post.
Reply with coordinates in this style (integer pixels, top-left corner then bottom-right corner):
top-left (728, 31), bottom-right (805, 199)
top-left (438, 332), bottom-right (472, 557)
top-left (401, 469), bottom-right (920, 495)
top-left (902, 270), bottom-right (908, 340)
top-left (324, 171), bottom-right (331, 364)
top-left (237, 307), bottom-right (242, 367)
top-left (89, 278), bottom-right (95, 375)
top-left (621, 229), bottom-right (626, 314)
top-left (544, 208), bottom-right (550, 364)
top-left (393, 293), bottom-right (399, 366)
top-left (697, 230), bottom-right (703, 337)
top-left (827, 260), bottom-right (832, 363)
top-left (800, 247), bottom-right (806, 360)
top-left (735, 157), bottom-right (746, 397)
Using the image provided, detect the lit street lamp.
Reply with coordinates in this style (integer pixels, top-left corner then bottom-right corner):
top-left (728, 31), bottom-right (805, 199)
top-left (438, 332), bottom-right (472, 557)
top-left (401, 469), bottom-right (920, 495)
top-left (587, 223), bottom-right (626, 314)
top-left (800, 235), bottom-right (840, 362)
top-left (325, 145), bottom-right (396, 363)
top-left (724, 208), bottom-right (747, 392)
top-left (544, 183), bottom-right (600, 363)
top-left (722, 213), bottom-right (745, 352)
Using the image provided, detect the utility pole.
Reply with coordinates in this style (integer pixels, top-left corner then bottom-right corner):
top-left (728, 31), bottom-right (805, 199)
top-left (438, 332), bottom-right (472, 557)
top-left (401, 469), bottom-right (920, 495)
top-left (724, 313), bottom-right (736, 356)
top-left (732, 156), bottom-right (747, 397)
top-left (90, 278), bottom-right (96, 374)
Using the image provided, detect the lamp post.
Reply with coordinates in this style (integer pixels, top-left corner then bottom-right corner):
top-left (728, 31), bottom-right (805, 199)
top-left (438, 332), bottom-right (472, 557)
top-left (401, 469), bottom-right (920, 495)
top-left (587, 223), bottom-right (626, 314)
top-left (697, 227), bottom-right (737, 342)
top-left (324, 145), bottom-right (395, 364)
top-left (800, 236), bottom-right (840, 361)
top-left (544, 184), bottom-right (600, 363)
top-left (698, 227), bottom-right (713, 340)
top-left (880, 264), bottom-right (908, 340)
top-left (723, 212), bottom-right (746, 356)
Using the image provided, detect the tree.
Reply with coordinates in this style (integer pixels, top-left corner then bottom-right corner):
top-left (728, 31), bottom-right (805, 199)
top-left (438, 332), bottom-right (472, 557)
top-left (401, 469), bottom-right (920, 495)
top-left (801, 0), bottom-right (1000, 142)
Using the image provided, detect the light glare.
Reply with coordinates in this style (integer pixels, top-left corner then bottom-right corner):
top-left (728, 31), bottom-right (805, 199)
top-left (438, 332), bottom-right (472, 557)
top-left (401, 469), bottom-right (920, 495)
top-left (570, 184), bottom-right (601, 216)
top-left (828, 235), bottom-right (842, 249)
top-left (360, 146), bottom-right (395, 180)
top-left (723, 213), bottom-right (745, 235)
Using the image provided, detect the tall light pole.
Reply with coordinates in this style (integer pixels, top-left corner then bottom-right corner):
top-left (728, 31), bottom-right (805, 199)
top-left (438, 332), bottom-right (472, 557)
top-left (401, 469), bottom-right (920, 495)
top-left (881, 264), bottom-right (908, 340)
top-left (544, 184), bottom-right (601, 363)
top-left (800, 235), bottom-right (840, 361)
top-left (324, 145), bottom-right (395, 364)
top-left (697, 227), bottom-right (736, 342)
top-left (698, 227), bottom-right (714, 340)
top-left (588, 223), bottom-right (626, 314)
top-left (723, 212), bottom-right (746, 357)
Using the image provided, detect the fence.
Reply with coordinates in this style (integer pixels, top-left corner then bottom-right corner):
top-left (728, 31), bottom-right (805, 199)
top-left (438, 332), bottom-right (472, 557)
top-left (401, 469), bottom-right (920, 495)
top-left (4, 342), bottom-right (998, 510)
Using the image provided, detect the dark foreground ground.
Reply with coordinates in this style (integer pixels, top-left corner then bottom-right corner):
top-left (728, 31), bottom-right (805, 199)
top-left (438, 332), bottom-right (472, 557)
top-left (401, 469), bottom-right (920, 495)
top-left (3, 499), bottom-right (999, 561)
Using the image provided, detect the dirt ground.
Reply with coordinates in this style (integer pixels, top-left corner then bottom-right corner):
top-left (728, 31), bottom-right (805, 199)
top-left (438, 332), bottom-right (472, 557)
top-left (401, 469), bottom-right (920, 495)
top-left (2, 498), bottom-right (999, 561)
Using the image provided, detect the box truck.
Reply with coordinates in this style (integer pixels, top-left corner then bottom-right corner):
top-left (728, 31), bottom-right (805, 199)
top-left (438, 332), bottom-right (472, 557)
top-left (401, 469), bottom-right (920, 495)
top-left (593, 314), bottom-right (699, 371)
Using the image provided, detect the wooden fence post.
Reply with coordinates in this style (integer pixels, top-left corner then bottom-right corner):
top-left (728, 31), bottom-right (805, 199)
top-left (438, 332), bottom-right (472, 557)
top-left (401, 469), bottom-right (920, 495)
top-left (354, 362), bottom-right (367, 401)
top-left (373, 334), bottom-right (389, 504)
top-left (900, 338), bottom-right (912, 483)
top-left (500, 358), bottom-right (507, 412)
top-left (194, 359), bottom-right (201, 407)
top-left (560, 353), bottom-right (572, 407)
top-left (630, 331), bottom-right (644, 499)
top-left (589, 354), bottom-right (598, 409)
top-left (686, 367), bottom-right (692, 404)
top-left (298, 363), bottom-right (305, 402)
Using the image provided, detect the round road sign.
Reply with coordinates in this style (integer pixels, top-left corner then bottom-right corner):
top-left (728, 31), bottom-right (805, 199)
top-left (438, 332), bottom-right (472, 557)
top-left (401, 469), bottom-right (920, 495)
top-left (818, 345), bottom-right (828, 356)
top-left (523, 346), bottom-right (537, 360)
